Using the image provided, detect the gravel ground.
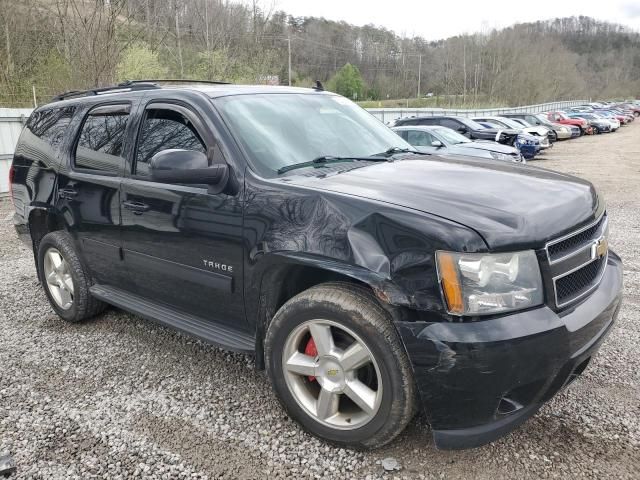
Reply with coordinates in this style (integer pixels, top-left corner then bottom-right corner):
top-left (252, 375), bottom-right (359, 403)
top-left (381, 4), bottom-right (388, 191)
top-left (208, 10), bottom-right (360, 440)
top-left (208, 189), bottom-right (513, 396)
top-left (1, 124), bottom-right (639, 479)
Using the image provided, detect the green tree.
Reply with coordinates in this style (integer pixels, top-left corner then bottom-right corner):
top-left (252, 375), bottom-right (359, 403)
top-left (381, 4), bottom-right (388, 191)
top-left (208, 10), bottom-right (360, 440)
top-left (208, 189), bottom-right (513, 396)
top-left (327, 63), bottom-right (365, 100)
top-left (116, 42), bottom-right (167, 81)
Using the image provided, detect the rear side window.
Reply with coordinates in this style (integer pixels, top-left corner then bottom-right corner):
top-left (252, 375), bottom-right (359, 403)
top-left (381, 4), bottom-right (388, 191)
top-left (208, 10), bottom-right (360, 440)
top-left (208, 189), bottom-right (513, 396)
top-left (75, 104), bottom-right (130, 174)
top-left (27, 106), bottom-right (75, 148)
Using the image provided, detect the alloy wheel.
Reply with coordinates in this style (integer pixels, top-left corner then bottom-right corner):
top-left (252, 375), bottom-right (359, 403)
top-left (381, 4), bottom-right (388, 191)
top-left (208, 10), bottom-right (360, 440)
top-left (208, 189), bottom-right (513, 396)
top-left (43, 247), bottom-right (74, 310)
top-left (282, 319), bottom-right (383, 430)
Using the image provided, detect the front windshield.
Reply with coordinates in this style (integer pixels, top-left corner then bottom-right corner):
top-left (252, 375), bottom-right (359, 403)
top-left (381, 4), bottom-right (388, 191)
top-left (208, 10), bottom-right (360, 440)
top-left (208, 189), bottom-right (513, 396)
top-left (216, 93), bottom-right (412, 176)
top-left (479, 120), bottom-right (506, 129)
top-left (458, 117), bottom-right (487, 130)
top-left (435, 127), bottom-right (471, 144)
top-left (514, 118), bottom-right (532, 127)
top-left (496, 118), bottom-right (523, 129)
top-left (534, 114), bottom-right (551, 124)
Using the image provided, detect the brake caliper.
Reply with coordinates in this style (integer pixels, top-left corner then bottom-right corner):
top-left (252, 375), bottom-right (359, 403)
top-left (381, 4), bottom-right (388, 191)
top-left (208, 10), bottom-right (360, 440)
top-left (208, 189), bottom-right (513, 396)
top-left (304, 338), bottom-right (318, 382)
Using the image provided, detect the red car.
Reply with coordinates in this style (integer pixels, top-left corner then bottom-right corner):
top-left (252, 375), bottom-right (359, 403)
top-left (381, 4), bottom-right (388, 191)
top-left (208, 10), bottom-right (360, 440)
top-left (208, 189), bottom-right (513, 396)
top-left (547, 111), bottom-right (593, 135)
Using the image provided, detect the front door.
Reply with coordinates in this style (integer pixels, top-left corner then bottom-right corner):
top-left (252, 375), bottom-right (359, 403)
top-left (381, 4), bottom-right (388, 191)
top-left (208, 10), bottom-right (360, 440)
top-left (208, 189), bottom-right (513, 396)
top-left (404, 129), bottom-right (439, 154)
top-left (120, 102), bottom-right (246, 330)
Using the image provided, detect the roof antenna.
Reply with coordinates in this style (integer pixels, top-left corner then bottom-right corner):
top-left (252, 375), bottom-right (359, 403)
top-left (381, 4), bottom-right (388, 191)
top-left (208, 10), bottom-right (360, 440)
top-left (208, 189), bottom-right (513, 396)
top-left (313, 80), bottom-right (324, 91)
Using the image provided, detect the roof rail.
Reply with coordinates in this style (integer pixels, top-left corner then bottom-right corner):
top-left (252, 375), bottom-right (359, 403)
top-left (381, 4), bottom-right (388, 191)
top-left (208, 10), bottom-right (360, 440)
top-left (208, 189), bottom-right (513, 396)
top-left (121, 79), bottom-right (231, 86)
top-left (50, 79), bottom-right (231, 103)
top-left (51, 82), bottom-right (160, 102)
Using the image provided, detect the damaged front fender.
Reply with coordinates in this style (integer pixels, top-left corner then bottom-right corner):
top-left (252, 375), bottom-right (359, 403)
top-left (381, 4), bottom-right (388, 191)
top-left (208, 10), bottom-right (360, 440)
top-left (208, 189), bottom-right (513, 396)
top-left (242, 170), bottom-right (488, 330)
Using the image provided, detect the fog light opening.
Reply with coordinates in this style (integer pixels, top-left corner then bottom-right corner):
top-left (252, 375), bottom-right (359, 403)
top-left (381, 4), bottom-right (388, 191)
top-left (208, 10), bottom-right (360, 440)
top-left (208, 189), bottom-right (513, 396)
top-left (497, 396), bottom-right (524, 416)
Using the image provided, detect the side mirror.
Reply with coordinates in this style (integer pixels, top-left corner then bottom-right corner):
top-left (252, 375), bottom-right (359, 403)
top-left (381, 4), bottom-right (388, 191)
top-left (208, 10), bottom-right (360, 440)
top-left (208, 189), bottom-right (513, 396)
top-left (457, 126), bottom-right (468, 134)
top-left (431, 140), bottom-right (443, 148)
top-left (150, 149), bottom-right (229, 194)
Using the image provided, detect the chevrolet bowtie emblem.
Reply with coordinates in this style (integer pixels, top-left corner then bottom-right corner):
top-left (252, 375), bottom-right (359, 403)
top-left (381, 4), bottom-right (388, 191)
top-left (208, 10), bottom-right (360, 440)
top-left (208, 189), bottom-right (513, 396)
top-left (591, 235), bottom-right (608, 260)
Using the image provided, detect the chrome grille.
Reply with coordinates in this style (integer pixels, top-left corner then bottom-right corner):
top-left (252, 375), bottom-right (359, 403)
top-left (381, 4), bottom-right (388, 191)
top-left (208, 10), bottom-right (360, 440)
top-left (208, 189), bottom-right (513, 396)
top-left (545, 212), bottom-right (608, 308)
top-left (547, 214), bottom-right (606, 261)
top-left (555, 256), bottom-right (606, 305)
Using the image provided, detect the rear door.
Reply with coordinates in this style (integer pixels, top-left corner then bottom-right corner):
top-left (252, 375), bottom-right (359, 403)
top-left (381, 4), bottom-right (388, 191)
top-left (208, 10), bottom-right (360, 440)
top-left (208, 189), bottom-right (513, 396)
top-left (120, 100), bottom-right (246, 330)
top-left (56, 102), bottom-right (134, 286)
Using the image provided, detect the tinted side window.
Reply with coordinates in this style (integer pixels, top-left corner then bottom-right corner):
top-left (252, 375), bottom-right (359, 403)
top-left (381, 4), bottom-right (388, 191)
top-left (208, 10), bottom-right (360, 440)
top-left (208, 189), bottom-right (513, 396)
top-left (75, 105), bottom-right (130, 173)
top-left (440, 119), bottom-right (461, 130)
top-left (27, 106), bottom-right (75, 148)
top-left (135, 108), bottom-right (206, 177)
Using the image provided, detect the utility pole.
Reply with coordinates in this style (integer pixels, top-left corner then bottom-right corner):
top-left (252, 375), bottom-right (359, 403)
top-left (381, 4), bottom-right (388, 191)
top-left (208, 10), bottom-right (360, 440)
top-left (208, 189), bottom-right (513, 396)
top-left (204, 0), bottom-right (210, 52)
top-left (287, 36), bottom-right (292, 86)
top-left (417, 54), bottom-right (422, 98)
top-left (174, 0), bottom-right (184, 78)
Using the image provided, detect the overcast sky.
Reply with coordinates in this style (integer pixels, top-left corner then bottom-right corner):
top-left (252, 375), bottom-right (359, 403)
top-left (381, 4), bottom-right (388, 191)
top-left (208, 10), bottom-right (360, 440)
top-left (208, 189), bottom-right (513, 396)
top-left (271, 0), bottom-right (640, 40)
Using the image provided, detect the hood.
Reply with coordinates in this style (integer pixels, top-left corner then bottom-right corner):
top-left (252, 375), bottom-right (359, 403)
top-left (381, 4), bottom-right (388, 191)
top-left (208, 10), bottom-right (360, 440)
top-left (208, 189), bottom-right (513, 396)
top-left (289, 157), bottom-right (600, 250)
top-left (523, 126), bottom-right (549, 136)
top-left (460, 141), bottom-right (518, 155)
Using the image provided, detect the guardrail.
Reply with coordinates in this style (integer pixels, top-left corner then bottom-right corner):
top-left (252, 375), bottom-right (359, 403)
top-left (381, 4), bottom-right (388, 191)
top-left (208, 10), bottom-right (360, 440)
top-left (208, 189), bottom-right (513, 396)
top-left (366, 100), bottom-right (590, 124)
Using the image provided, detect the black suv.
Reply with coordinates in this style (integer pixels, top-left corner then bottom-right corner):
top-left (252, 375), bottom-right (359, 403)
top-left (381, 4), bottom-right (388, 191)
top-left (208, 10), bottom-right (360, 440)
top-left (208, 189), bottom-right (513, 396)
top-left (10, 81), bottom-right (623, 450)
top-left (393, 115), bottom-right (519, 145)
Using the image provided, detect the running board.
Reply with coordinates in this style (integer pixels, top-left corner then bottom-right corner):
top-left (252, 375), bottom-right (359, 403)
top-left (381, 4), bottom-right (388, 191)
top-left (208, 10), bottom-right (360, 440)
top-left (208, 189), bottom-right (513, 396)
top-left (90, 285), bottom-right (255, 353)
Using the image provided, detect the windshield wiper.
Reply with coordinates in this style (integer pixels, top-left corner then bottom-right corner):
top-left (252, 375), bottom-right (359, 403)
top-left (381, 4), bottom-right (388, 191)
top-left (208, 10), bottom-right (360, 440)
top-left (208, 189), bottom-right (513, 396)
top-left (277, 155), bottom-right (386, 174)
top-left (373, 147), bottom-right (423, 157)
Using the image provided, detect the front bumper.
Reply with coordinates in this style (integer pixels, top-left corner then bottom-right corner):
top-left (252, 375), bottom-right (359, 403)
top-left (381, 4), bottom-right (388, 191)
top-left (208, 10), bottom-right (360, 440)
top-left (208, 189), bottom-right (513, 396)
top-left (396, 252), bottom-right (623, 450)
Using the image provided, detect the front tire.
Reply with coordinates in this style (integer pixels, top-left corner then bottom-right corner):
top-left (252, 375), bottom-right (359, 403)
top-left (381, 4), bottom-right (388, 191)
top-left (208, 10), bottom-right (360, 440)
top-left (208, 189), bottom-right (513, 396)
top-left (37, 231), bottom-right (106, 322)
top-left (265, 282), bottom-right (416, 449)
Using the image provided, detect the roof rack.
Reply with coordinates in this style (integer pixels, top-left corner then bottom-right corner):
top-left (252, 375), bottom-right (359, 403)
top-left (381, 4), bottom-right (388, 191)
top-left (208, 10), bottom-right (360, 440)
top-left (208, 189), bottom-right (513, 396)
top-left (51, 82), bottom-right (160, 102)
top-left (120, 79), bottom-right (231, 86)
top-left (51, 78), bottom-right (231, 102)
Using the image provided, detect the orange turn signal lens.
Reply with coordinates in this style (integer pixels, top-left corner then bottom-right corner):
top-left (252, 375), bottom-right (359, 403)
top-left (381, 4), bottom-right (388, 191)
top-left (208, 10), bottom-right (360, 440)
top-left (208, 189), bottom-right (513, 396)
top-left (437, 252), bottom-right (464, 315)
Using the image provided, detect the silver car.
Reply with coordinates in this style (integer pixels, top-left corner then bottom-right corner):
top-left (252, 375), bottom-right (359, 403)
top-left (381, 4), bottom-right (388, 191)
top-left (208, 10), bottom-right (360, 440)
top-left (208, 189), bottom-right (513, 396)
top-left (392, 125), bottom-right (524, 163)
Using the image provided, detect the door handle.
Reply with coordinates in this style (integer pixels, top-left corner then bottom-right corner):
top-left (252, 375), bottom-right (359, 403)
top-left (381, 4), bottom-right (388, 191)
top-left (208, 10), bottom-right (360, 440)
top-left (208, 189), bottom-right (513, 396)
top-left (58, 188), bottom-right (78, 200)
top-left (122, 200), bottom-right (150, 214)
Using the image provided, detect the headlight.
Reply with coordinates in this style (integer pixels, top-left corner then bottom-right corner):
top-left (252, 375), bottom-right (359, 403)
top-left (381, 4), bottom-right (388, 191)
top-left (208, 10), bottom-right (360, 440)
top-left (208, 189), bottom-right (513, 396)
top-left (436, 250), bottom-right (543, 315)
top-left (489, 151), bottom-right (510, 161)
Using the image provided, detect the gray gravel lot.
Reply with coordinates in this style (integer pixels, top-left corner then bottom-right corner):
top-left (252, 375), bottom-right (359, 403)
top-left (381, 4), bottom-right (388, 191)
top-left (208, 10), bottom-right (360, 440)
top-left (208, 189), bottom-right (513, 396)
top-left (1, 124), bottom-right (639, 479)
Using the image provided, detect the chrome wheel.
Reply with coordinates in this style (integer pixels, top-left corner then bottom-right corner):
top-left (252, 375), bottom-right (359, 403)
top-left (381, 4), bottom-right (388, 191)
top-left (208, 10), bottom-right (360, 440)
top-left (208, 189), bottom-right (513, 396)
top-left (282, 320), bottom-right (383, 430)
top-left (43, 247), bottom-right (74, 310)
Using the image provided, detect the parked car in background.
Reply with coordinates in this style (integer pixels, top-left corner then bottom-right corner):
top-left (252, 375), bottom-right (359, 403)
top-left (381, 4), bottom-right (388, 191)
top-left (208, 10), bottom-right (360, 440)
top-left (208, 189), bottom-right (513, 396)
top-left (619, 103), bottom-right (640, 117)
top-left (474, 116), bottom-right (552, 149)
top-left (547, 111), bottom-right (592, 135)
top-left (595, 109), bottom-right (629, 126)
top-left (500, 113), bottom-right (569, 141)
top-left (566, 113), bottom-right (612, 133)
top-left (608, 108), bottom-right (634, 123)
top-left (393, 115), bottom-right (520, 145)
top-left (474, 119), bottom-right (541, 159)
top-left (392, 125), bottom-right (524, 163)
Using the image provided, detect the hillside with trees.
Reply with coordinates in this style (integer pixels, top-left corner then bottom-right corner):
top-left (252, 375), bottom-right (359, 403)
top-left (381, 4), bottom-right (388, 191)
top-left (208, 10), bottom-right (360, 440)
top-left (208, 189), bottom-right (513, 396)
top-left (0, 0), bottom-right (638, 107)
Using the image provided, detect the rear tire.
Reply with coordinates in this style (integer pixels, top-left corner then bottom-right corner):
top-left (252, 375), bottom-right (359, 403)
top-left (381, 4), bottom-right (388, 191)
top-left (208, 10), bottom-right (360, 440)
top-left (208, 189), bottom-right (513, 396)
top-left (37, 231), bottom-right (106, 322)
top-left (265, 282), bottom-right (416, 449)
